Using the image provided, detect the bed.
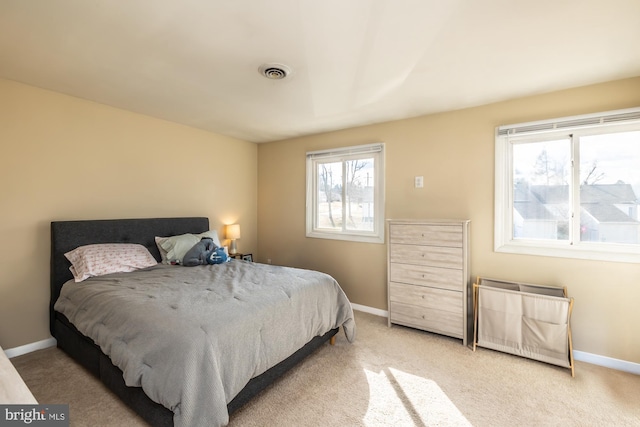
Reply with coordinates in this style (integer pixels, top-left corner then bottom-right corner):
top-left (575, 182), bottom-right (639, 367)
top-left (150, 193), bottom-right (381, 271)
top-left (50, 217), bottom-right (355, 426)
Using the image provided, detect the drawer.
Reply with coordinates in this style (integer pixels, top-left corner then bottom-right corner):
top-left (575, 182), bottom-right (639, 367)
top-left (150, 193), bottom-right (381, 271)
top-left (389, 263), bottom-right (463, 291)
top-left (389, 301), bottom-right (463, 338)
top-left (390, 244), bottom-right (463, 269)
top-left (389, 224), bottom-right (463, 247)
top-left (389, 282), bottom-right (462, 313)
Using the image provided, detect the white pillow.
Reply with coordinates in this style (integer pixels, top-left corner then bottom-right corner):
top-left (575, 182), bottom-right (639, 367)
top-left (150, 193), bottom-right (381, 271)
top-left (155, 230), bottom-right (221, 264)
top-left (65, 243), bottom-right (158, 282)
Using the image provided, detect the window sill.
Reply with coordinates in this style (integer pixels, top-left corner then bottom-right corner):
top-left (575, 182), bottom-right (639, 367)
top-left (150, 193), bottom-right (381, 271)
top-left (306, 230), bottom-right (384, 244)
top-left (495, 240), bottom-right (640, 264)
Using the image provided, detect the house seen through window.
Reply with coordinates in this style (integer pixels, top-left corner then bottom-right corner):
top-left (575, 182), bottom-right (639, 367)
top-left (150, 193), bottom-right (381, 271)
top-left (495, 108), bottom-right (640, 262)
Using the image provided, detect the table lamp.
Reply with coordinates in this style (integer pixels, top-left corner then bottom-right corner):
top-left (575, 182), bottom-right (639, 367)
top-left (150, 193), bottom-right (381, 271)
top-left (226, 224), bottom-right (241, 255)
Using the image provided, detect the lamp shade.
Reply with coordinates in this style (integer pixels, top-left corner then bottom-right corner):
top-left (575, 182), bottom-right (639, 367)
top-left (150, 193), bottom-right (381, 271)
top-left (226, 224), bottom-right (241, 240)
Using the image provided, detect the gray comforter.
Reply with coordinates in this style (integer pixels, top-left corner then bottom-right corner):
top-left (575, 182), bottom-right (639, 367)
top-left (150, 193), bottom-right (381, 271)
top-left (54, 261), bottom-right (356, 427)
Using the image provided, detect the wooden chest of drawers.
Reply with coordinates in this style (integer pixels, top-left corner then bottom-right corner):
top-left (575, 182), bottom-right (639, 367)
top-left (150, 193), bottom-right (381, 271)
top-left (387, 219), bottom-right (471, 345)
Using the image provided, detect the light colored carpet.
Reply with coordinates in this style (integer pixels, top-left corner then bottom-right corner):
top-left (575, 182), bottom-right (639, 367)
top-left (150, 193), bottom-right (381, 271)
top-left (11, 311), bottom-right (640, 426)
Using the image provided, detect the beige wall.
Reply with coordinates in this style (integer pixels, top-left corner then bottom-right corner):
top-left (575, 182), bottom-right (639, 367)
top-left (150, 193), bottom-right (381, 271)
top-left (258, 76), bottom-right (640, 364)
top-left (0, 78), bottom-right (258, 349)
top-left (2, 74), bottom-right (638, 364)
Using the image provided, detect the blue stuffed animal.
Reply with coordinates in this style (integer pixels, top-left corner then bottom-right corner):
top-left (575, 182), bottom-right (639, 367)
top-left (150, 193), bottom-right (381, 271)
top-left (207, 247), bottom-right (228, 264)
top-left (182, 237), bottom-right (227, 266)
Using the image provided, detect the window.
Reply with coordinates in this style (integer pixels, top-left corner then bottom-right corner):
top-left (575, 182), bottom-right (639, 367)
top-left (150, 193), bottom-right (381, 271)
top-left (306, 143), bottom-right (385, 243)
top-left (495, 107), bottom-right (640, 263)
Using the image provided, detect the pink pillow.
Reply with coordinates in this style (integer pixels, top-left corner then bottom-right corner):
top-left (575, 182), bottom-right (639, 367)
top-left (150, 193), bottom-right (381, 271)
top-left (65, 243), bottom-right (157, 282)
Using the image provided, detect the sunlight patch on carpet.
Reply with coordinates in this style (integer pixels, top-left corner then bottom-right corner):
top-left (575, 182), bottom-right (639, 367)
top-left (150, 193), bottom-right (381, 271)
top-left (363, 367), bottom-right (471, 427)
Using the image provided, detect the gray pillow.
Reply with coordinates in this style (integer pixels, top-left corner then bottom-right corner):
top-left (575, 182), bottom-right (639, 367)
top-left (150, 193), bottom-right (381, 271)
top-left (155, 230), bottom-right (222, 264)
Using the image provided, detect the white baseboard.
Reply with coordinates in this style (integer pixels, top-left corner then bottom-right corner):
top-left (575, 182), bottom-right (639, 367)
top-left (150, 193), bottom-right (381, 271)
top-left (351, 303), bottom-right (639, 376)
top-left (351, 303), bottom-right (388, 318)
top-left (573, 350), bottom-right (640, 375)
top-left (4, 337), bottom-right (57, 359)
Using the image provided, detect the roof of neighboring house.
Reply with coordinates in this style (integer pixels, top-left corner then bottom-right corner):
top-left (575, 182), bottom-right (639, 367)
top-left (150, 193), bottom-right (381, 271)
top-left (581, 204), bottom-right (638, 223)
top-left (514, 183), bottom-right (556, 220)
top-left (515, 183), bottom-right (639, 223)
top-left (582, 184), bottom-right (639, 203)
top-left (530, 183), bottom-right (639, 204)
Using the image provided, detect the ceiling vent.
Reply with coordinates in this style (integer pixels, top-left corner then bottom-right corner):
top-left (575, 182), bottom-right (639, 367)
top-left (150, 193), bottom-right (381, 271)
top-left (259, 63), bottom-right (291, 80)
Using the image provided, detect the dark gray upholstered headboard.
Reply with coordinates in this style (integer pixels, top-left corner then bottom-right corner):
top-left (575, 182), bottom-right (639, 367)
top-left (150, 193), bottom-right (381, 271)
top-left (50, 217), bottom-right (209, 335)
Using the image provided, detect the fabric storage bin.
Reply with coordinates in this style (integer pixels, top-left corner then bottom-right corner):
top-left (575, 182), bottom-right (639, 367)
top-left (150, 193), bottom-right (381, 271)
top-left (473, 277), bottom-right (575, 376)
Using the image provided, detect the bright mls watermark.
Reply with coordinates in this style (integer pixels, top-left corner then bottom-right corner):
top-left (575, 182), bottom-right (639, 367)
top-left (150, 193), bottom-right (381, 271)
top-left (1, 405), bottom-right (68, 426)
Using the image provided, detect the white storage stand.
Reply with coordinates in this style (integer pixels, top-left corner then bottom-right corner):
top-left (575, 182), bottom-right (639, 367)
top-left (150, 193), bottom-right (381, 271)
top-left (473, 277), bottom-right (575, 377)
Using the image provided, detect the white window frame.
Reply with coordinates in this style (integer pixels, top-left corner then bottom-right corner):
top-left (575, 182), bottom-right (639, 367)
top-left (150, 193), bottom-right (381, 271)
top-left (495, 107), bottom-right (640, 263)
top-left (306, 143), bottom-right (385, 243)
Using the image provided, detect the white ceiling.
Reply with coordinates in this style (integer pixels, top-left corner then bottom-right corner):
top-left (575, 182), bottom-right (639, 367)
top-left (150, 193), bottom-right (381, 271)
top-left (1, 1), bottom-right (639, 143)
